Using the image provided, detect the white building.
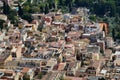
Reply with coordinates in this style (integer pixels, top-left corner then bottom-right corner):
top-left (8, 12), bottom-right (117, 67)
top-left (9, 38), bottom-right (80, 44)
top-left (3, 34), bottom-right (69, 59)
top-left (106, 37), bottom-right (114, 48)
top-left (84, 23), bottom-right (100, 34)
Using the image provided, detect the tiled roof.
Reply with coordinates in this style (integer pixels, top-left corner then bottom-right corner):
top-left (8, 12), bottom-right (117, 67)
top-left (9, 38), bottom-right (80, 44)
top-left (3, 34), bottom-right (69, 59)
top-left (21, 67), bottom-right (29, 73)
top-left (65, 76), bottom-right (87, 80)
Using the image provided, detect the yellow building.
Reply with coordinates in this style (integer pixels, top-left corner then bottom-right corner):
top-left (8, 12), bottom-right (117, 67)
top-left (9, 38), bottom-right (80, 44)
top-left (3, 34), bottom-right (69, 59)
top-left (92, 53), bottom-right (100, 60)
top-left (0, 53), bottom-right (12, 69)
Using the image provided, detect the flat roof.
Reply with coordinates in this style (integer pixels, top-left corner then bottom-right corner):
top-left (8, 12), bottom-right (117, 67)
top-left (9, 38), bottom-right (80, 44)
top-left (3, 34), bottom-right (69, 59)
top-left (100, 70), bottom-right (107, 74)
top-left (0, 15), bottom-right (7, 21)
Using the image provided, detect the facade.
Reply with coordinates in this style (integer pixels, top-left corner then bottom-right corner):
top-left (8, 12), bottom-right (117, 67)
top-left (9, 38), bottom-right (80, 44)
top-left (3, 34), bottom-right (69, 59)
top-left (105, 37), bottom-right (114, 48)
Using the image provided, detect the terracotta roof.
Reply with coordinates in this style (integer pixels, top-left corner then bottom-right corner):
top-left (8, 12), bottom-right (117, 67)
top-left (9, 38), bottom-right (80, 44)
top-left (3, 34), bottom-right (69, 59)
top-left (86, 22), bottom-right (94, 26)
top-left (57, 63), bottom-right (66, 71)
top-left (53, 64), bottom-right (58, 70)
top-left (54, 15), bottom-right (62, 20)
top-left (0, 31), bottom-right (2, 35)
top-left (65, 44), bottom-right (74, 48)
top-left (68, 31), bottom-right (81, 38)
top-left (41, 71), bottom-right (64, 80)
top-left (4, 70), bottom-right (14, 74)
top-left (92, 60), bottom-right (101, 69)
top-left (65, 76), bottom-right (87, 80)
top-left (49, 41), bottom-right (64, 48)
top-left (44, 17), bottom-right (51, 23)
top-left (21, 67), bottom-right (29, 73)
top-left (99, 22), bottom-right (108, 34)
top-left (31, 20), bottom-right (38, 24)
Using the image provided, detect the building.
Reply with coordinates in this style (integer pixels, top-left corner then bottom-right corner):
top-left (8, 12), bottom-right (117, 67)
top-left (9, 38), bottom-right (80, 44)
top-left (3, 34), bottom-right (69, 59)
top-left (113, 51), bottom-right (120, 66)
top-left (41, 71), bottom-right (65, 80)
top-left (105, 37), bottom-right (114, 48)
top-left (65, 76), bottom-right (87, 80)
top-left (0, 69), bottom-right (15, 80)
top-left (0, 0), bottom-right (12, 6)
top-left (84, 22), bottom-right (100, 34)
top-left (0, 53), bottom-right (12, 69)
top-left (99, 22), bottom-right (109, 35)
top-left (0, 14), bottom-right (7, 21)
top-left (86, 60), bottom-right (102, 76)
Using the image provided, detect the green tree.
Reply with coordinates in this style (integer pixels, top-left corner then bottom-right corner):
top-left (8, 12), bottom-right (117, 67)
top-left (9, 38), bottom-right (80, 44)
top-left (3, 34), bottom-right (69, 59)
top-left (23, 5), bottom-right (30, 13)
top-left (115, 14), bottom-right (120, 24)
top-left (116, 32), bottom-right (120, 39)
top-left (0, 20), bottom-right (5, 30)
top-left (8, 10), bottom-right (18, 24)
top-left (98, 77), bottom-right (105, 80)
top-left (29, 6), bottom-right (40, 13)
top-left (59, 0), bottom-right (64, 5)
top-left (45, 4), bottom-right (49, 14)
top-left (23, 73), bottom-right (30, 80)
top-left (22, 13), bottom-right (33, 23)
top-left (47, 0), bottom-right (54, 9)
top-left (39, 3), bottom-right (45, 13)
top-left (109, 2), bottom-right (116, 17)
top-left (112, 28), bottom-right (116, 40)
top-left (38, 73), bottom-right (43, 79)
top-left (3, 1), bottom-right (10, 15)
top-left (18, 3), bottom-right (23, 17)
top-left (89, 15), bottom-right (96, 21)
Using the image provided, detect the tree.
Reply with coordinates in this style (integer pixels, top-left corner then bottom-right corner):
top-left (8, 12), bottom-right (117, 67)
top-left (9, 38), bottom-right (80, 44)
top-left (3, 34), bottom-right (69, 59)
top-left (116, 32), bottom-right (120, 39)
top-left (112, 55), bottom-right (116, 61)
top-left (38, 21), bottom-right (44, 32)
top-left (115, 14), bottom-right (120, 24)
top-left (0, 20), bottom-right (5, 30)
top-left (68, 2), bottom-right (72, 12)
top-left (40, 4), bottom-right (45, 13)
top-left (8, 10), bottom-right (18, 24)
top-left (38, 73), bottom-right (43, 79)
top-left (59, 76), bottom-right (64, 80)
top-left (23, 73), bottom-right (30, 80)
top-left (76, 53), bottom-right (82, 60)
top-left (22, 13), bottom-right (33, 23)
top-left (29, 6), bottom-right (40, 13)
top-left (23, 5), bottom-right (30, 13)
top-left (47, 0), bottom-right (54, 9)
top-left (109, 2), bottom-right (116, 17)
top-left (3, 1), bottom-right (10, 15)
top-left (18, 3), bottom-right (23, 17)
top-left (112, 28), bottom-right (115, 41)
top-left (98, 77), bottom-right (105, 80)
top-left (45, 4), bottom-right (49, 14)
top-left (59, 0), bottom-right (64, 5)
top-left (89, 15), bottom-right (96, 21)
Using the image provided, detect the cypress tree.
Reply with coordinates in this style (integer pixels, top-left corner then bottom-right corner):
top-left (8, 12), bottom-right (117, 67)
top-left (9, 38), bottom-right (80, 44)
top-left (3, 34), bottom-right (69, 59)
top-left (3, 1), bottom-right (10, 15)
top-left (112, 28), bottom-right (115, 41)
top-left (45, 4), bottom-right (49, 14)
top-left (18, 3), bottom-right (23, 17)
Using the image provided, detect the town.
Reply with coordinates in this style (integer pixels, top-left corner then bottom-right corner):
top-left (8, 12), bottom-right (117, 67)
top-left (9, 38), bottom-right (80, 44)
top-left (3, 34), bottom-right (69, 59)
top-left (0, 0), bottom-right (120, 80)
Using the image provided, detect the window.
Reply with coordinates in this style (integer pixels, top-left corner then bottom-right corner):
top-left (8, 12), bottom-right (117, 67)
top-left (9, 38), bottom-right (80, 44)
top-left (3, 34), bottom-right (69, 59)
top-left (12, 52), bottom-right (16, 57)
